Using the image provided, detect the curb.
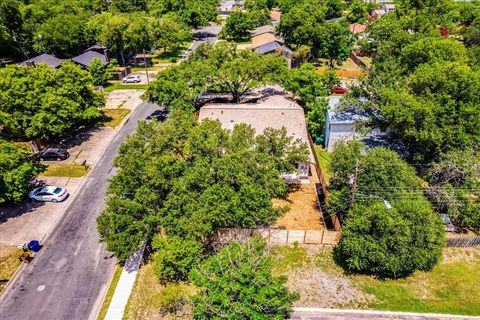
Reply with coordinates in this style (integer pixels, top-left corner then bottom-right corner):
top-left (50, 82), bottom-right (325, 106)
top-left (292, 307), bottom-right (480, 319)
top-left (91, 263), bottom-right (118, 320)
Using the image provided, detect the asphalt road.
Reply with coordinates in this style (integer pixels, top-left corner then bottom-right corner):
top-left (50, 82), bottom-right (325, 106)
top-left (0, 102), bottom-right (159, 320)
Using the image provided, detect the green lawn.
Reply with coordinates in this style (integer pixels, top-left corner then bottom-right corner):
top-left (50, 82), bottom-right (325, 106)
top-left (103, 109), bottom-right (131, 128)
top-left (152, 43), bottom-right (191, 64)
top-left (314, 145), bottom-right (332, 183)
top-left (97, 266), bottom-right (123, 320)
top-left (271, 246), bottom-right (480, 316)
top-left (104, 82), bottom-right (149, 93)
top-left (40, 163), bottom-right (89, 178)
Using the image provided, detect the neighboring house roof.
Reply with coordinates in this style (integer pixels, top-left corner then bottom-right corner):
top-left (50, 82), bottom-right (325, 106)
top-left (372, 9), bottom-right (386, 17)
top-left (270, 9), bottom-right (281, 21)
top-left (252, 33), bottom-right (283, 49)
top-left (20, 53), bottom-right (65, 68)
top-left (199, 95), bottom-right (314, 161)
top-left (382, 4), bottom-right (395, 10)
top-left (254, 41), bottom-right (282, 54)
top-left (327, 96), bottom-right (370, 124)
top-left (251, 25), bottom-right (275, 37)
top-left (72, 50), bottom-right (107, 67)
top-left (349, 23), bottom-right (367, 33)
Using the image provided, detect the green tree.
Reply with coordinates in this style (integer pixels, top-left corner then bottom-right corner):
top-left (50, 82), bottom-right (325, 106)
top-left (222, 10), bottom-right (256, 42)
top-left (326, 141), bottom-right (423, 220)
top-left (425, 149), bottom-right (480, 231)
top-left (347, 0), bottom-right (377, 23)
top-left (334, 198), bottom-right (445, 279)
top-left (89, 58), bottom-right (108, 86)
top-left (110, 0), bottom-right (146, 12)
top-left (325, 0), bottom-right (344, 20)
top-left (152, 235), bottom-right (203, 282)
top-left (0, 140), bottom-right (41, 204)
top-left (305, 98), bottom-right (329, 137)
top-left (0, 63), bottom-right (103, 139)
top-left (190, 237), bottom-right (298, 319)
top-left (316, 22), bottom-right (354, 67)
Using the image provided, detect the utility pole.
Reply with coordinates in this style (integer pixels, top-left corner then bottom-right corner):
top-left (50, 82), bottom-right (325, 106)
top-left (349, 159), bottom-right (359, 208)
top-left (143, 48), bottom-right (150, 84)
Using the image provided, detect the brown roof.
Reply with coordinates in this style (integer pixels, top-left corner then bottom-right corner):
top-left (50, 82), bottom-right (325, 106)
top-left (252, 33), bottom-right (283, 49)
top-left (270, 9), bottom-right (281, 21)
top-left (199, 95), bottom-right (314, 161)
top-left (349, 23), bottom-right (367, 33)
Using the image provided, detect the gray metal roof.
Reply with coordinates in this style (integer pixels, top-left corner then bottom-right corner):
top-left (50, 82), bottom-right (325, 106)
top-left (254, 41), bottom-right (281, 54)
top-left (71, 51), bottom-right (107, 67)
top-left (20, 53), bottom-right (65, 68)
top-left (327, 96), bottom-right (371, 124)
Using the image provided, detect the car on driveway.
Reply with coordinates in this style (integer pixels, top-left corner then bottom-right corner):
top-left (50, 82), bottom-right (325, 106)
top-left (122, 75), bottom-right (141, 83)
top-left (28, 186), bottom-right (69, 202)
top-left (38, 148), bottom-right (70, 161)
top-left (331, 86), bottom-right (349, 94)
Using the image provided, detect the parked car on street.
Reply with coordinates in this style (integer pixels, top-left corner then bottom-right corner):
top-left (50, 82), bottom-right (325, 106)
top-left (331, 86), bottom-right (349, 94)
top-left (38, 148), bottom-right (70, 161)
top-left (146, 109), bottom-right (168, 121)
top-left (28, 186), bottom-right (69, 202)
top-left (122, 74), bottom-right (141, 83)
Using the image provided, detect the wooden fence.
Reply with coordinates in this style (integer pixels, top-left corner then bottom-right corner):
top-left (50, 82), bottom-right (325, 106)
top-left (216, 228), bottom-right (340, 246)
top-left (446, 236), bottom-right (480, 247)
top-left (307, 133), bottom-right (342, 231)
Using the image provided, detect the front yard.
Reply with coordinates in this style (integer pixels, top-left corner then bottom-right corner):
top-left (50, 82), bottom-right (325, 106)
top-left (103, 109), bottom-right (131, 128)
top-left (0, 246), bottom-right (23, 294)
top-left (271, 245), bottom-right (480, 316)
top-left (40, 163), bottom-right (89, 178)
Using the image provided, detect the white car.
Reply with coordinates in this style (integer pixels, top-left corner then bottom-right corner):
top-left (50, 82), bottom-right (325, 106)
top-left (122, 75), bottom-right (141, 83)
top-left (28, 186), bottom-right (69, 202)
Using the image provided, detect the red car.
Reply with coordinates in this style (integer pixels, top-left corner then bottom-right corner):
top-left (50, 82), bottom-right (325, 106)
top-left (331, 86), bottom-right (349, 94)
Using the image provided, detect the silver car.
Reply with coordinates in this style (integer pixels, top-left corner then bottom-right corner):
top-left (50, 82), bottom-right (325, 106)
top-left (122, 74), bottom-right (141, 83)
top-left (28, 186), bottom-right (69, 202)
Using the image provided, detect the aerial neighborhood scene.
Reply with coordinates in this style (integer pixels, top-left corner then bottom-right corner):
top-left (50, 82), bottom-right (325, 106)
top-left (1, 0), bottom-right (480, 319)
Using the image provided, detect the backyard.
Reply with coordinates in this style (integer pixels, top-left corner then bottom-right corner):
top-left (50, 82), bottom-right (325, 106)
top-left (271, 245), bottom-right (480, 316)
top-left (316, 58), bottom-right (364, 79)
top-left (314, 145), bottom-right (332, 183)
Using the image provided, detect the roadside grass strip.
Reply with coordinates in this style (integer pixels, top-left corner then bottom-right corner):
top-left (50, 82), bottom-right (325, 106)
top-left (0, 247), bottom-right (23, 294)
top-left (40, 163), bottom-right (89, 178)
top-left (97, 266), bottom-right (123, 320)
top-left (103, 109), bottom-right (131, 128)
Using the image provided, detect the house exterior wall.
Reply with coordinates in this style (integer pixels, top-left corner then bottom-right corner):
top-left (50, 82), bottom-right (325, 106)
top-left (326, 123), bottom-right (357, 152)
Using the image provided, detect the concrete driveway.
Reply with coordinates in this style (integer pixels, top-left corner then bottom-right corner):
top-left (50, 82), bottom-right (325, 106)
top-left (0, 176), bottom-right (83, 246)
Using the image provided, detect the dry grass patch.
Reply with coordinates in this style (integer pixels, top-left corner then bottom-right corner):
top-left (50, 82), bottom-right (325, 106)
top-left (103, 108), bottom-right (130, 128)
top-left (124, 261), bottom-right (196, 320)
top-left (0, 246), bottom-right (23, 293)
top-left (40, 163), bottom-right (89, 178)
top-left (316, 58), bottom-right (364, 79)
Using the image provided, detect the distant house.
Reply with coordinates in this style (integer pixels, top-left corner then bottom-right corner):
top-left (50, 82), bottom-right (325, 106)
top-left (349, 23), bottom-right (367, 34)
top-left (382, 3), bottom-right (395, 13)
top-left (20, 53), bottom-right (66, 69)
top-left (324, 96), bottom-right (387, 152)
top-left (220, 0), bottom-right (243, 14)
top-left (251, 32), bottom-right (293, 66)
top-left (251, 25), bottom-right (275, 37)
top-left (370, 9), bottom-right (387, 19)
top-left (270, 8), bottom-right (281, 26)
top-left (72, 45), bottom-right (109, 68)
top-left (199, 95), bottom-right (314, 178)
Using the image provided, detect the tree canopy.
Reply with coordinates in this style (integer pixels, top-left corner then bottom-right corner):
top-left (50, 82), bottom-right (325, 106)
top-left (0, 139), bottom-right (41, 204)
top-left (97, 111), bottom-right (308, 263)
top-left (190, 237), bottom-right (298, 319)
top-left (0, 63), bottom-right (103, 140)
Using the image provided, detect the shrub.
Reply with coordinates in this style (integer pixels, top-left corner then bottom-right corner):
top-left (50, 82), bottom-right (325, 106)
top-left (152, 235), bottom-right (203, 283)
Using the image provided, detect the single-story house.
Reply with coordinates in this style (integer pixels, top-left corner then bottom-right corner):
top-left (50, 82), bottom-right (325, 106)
top-left (382, 4), bottom-right (395, 13)
top-left (349, 23), bottom-right (367, 34)
top-left (72, 45), bottom-right (108, 68)
top-left (251, 33), bottom-right (293, 66)
top-left (324, 96), bottom-right (387, 152)
top-left (20, 53), bottom-right (66, 69)
top-left (370, 9), bottom-right (387, 19)
top-left (198, 95), bottom-right (314, 178)
top-left (251, 25), bottom-right (275, 37)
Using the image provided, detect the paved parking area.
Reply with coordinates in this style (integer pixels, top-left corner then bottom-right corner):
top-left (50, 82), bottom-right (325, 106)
top-left (0, 177), bottom-right (83, 246)
top-left (105, 90), bottom-right (144, 110)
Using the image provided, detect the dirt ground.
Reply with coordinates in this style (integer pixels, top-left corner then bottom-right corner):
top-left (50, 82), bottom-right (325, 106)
top-left (317, 58), bottom-right (364, 79)
top-left (105, 90), bottom-right (145, 109)
top-left (273, 183), bottom-right (324, 230)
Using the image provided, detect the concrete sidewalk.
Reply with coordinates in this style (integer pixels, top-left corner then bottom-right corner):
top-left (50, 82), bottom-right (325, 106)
top-left (104, 244), bottom-right (145, 320)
